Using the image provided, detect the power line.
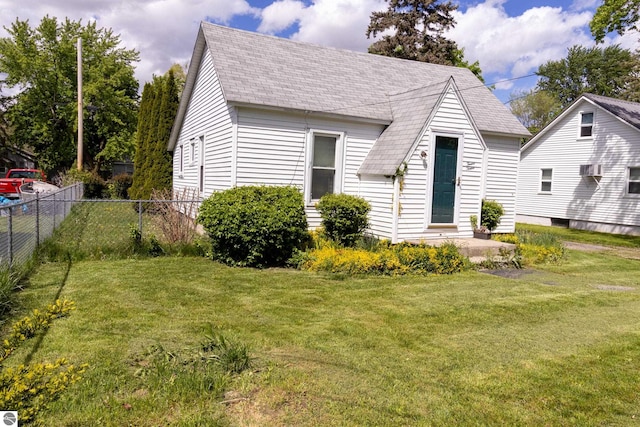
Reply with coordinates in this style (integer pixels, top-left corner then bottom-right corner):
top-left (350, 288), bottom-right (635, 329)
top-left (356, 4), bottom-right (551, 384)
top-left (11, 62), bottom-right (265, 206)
top-left (314, 72), bottom-right (539, 116)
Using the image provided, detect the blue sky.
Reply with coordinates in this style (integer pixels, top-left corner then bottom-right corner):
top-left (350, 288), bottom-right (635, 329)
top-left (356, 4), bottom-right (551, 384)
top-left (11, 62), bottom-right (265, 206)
top-left (1, 0), bottom-right (638, 104)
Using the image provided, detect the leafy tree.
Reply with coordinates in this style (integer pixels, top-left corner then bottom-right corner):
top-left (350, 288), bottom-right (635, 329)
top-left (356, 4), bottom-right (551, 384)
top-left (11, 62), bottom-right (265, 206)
top-left (130, 71), bottom-right (178, 199)
top-left (0, 16), bottom-right (139, 175)
top-left (536, 44), bottom-right (639, 108)
top-left (0, 86), bottom-right (11, 160)
top-left (591, 0), bottom-right (640, 42)
top-left (508, 89), bottom-right (561, 134)
top-left (366, 0), bottom-right (484, 80)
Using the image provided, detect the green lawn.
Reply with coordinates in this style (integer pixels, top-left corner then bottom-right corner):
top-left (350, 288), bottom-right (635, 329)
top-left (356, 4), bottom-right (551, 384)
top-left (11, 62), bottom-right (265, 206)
top-left (517, 222), bottom-right (640, 248)
top-left (5, 204), bottom-right (640, 425)
top-left (9, 250), bottom-right (640, 425)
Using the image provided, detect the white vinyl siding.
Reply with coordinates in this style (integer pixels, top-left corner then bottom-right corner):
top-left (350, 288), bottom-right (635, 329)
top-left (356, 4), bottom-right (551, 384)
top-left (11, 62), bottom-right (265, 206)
top-left (357, 175), bottom-right (394, 240)
top-left (235, 108), bottom-right (384, 228)
top-left (172, 50), bottom-right (233, 197)
top-left (397, 87), bottom-right (486, 241)
top-left (518, 98), bottom-right (640, 229)
top-left (484, 135), bottom-right (520, 234)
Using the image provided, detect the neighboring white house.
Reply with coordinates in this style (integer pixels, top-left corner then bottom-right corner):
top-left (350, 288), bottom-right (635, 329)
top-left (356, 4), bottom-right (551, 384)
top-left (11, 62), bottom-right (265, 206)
top-left (517, 93), bottom-right (640, 235)
top-left (168, 23), bottom-right (529, 243)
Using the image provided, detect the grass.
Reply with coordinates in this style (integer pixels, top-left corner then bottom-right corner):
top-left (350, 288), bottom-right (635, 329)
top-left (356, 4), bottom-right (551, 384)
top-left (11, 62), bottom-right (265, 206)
top-left (37, 201), bottom-right (202, 261)
top-left (4, 204), bottom-right (640, 425)
top-left (517, 222), bottom-right (640, 248)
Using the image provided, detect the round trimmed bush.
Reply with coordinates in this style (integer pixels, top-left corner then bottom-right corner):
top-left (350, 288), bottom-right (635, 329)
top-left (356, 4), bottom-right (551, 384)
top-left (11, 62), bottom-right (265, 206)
top-left (316, 193), bottom-right (371, 247)
top-left (481, 199), bottom-right (504, 231)
top-left (197, 185), bottom-right (308, 268)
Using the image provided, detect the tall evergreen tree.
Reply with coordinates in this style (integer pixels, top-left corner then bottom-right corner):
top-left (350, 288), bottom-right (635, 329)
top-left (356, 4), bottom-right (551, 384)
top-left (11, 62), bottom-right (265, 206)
top-left (130, 71), bottom-right (178, 199)
top-left (366, 0), bottom-right (484, 80)
top-left (130, 82), bottom-right (154, 199)
top-left (147, 70), bottom-right (178, 193)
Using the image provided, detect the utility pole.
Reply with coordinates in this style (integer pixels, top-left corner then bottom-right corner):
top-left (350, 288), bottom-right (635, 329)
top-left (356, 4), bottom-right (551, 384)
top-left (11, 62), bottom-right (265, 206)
top-left (77, 37), bottom-right (83, 171)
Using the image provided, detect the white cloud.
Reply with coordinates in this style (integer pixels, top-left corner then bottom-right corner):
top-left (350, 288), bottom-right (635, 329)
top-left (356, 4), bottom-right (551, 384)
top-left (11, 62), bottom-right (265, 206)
top-left (0, 0), bottom-right (258, 86)
top-left (258, 0), bottom-right (306, 34)
top-left (286, 0), bottom-right (387, 52)
top-left (449, 0), bottom-right (595, 79)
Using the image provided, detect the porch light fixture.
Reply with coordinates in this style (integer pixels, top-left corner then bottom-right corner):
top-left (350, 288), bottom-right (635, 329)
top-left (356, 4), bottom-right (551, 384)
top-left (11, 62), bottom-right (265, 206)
top-left (420, 150), bottom-right (427, 159)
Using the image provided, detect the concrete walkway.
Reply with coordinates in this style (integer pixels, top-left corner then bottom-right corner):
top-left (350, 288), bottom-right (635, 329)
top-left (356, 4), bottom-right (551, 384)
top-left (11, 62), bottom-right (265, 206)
top-left (427, 238), bottom-right (516, 258)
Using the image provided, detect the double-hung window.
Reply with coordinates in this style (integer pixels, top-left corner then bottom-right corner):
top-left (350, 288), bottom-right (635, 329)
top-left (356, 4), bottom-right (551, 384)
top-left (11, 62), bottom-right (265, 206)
top-left (308, 132), bottom-right (342, 202)
top-left (628, 167), bottom-right (640, 195)
top-left (190, 138), bottom-right (197, 165)
top-left (580, 112), bottom-right (593, 137)
top-left (540, 168), bottom-right (552, 193)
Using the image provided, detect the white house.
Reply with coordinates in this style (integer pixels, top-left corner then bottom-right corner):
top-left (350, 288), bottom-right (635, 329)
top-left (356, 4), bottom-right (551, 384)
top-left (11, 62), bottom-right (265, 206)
top-left (517, 93), bottom-right (640, 235)
top-left (168, 23), bottom-right (529, 243)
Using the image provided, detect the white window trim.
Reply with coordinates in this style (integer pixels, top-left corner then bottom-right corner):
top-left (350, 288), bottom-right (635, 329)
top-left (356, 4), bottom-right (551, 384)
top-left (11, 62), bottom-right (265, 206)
top-left (626, 166), bottom-right (640, 197)
top-left (304, 129), bottom-right (345, 204)
top-left (178, 142), bottom-right (184, 177)
top-left (540, 168), bottom-right (552, 194)
top-left (578, 111), bottom-right (594, 139)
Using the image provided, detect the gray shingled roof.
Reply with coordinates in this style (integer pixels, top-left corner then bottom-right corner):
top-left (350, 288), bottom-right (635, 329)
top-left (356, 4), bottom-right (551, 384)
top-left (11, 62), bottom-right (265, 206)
top-left (583, 93), bottom-right (640, 130)
top-left (169, 22), bottom-right (529, 175)
top-left (359, 81), bottom-right (447, 175)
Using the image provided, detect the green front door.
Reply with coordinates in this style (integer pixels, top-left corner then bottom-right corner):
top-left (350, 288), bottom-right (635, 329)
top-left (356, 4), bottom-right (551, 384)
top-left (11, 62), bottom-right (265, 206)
top-left (431, 136), bottom-right (458, 224)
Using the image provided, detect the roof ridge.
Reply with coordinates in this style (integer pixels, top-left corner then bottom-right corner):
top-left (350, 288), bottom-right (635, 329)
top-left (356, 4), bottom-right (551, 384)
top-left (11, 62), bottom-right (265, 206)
top-left (584, 92), bottom-right (640, 107)
top-left (200, 21), bottom-right (465, 72)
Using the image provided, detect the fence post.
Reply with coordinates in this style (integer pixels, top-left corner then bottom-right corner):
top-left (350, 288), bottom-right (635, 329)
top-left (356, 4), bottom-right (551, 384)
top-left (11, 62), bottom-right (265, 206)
top-left (52, 191), bottom-right (56, 229)
top-left (35, 194), bottom-right (40, 245)
top-left (138, 200), bottom-right (143, 237)
top-left (7, 207), bottom-right (13, 268)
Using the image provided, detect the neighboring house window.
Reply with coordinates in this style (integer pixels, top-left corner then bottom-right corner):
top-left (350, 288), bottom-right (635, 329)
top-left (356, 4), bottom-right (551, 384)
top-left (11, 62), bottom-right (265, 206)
top-left (179, 143), bottom-right (184, 175)
top-left (580, 112), bottom-right (593, 137)
top-left (540, 168), bottom-right (552, 192)
top-left (628, 167), bottom-right (640, 195)
top-left (308, 132), bottom-right (342, 201)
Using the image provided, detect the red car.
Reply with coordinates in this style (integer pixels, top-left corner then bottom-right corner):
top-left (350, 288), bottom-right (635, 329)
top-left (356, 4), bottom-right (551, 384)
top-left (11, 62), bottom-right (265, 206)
top-left (0, 169), bottom-right (47, 199)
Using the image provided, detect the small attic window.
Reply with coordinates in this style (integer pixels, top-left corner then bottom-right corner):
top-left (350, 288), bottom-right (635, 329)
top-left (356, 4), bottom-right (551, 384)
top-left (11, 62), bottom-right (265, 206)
top-left (580, 112), bottom-right (593, 137)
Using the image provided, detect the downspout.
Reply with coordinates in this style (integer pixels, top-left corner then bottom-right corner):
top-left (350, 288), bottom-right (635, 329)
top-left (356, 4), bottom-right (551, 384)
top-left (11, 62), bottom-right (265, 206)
top-left (392, 175), bottom-right (400, 244)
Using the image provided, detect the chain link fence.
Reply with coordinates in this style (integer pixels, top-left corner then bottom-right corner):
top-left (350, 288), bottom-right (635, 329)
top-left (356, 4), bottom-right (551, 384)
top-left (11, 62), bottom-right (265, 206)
top-left (0, 183), bottom-right (84, 268)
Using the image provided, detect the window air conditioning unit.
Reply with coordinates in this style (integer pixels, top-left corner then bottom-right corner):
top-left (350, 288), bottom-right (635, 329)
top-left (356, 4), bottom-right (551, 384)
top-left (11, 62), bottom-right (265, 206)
top-left (580, 164), bottom-right (603, 177)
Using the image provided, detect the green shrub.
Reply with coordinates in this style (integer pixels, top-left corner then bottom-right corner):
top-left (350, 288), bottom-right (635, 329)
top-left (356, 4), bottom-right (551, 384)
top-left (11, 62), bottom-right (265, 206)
top-left (316, 194), bottom-right (371, 247)
top-left (197, 186), bottom-right (308, 268)
top-left (63, 169), bottom-right (108, 199)
top-left (481, 199), bottom-right (504, 231)
top-left (493, 230), bottom-right (566, 266)
top-left (108, 173), bottom-right (133, 199)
